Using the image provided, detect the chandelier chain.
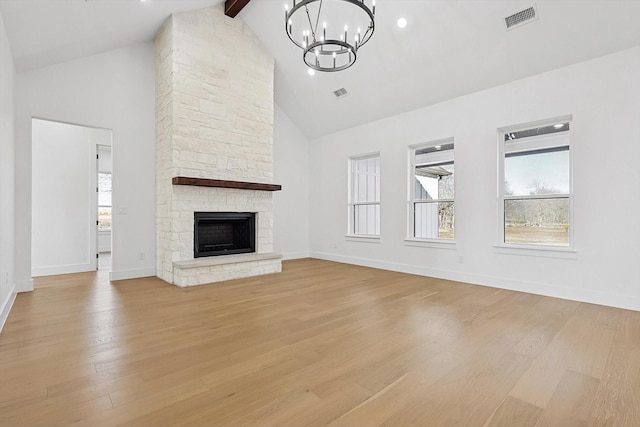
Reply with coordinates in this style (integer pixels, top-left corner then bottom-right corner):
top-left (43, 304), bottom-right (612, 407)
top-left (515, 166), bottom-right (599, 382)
top-left (304, 6), bottom-right (316, 42)
top-left (314, 0), bottom-right (323, 40)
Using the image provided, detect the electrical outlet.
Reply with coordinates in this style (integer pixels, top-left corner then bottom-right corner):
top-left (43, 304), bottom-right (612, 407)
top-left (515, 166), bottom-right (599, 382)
top-left (458, 256), bottom-right (464, 264)
top-left (138, 252), bottom-right (145, 261)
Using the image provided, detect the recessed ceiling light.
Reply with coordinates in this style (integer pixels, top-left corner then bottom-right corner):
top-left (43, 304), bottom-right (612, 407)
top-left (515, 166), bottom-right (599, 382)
top-left (554, 123), bottom-right (564, 129)
top-left (435, 145), bottom-right (442, 150)
top-left (307, 68), bottom-right (315, 76)
top-left (397, 18), bottom-right (408, 29)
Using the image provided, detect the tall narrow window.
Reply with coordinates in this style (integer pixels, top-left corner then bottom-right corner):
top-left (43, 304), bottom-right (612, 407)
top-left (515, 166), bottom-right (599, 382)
top-left (499, 119), bottom-right (571, 247)
top-left (348, 154), bottom-right (380, 236)
top-left (98, 173), bottom-right (112, 230)
top-left (408, 141), bottom-right (455, 240)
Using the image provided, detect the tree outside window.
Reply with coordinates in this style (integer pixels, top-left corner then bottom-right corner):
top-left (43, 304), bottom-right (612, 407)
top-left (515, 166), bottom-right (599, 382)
top-left (500, 120), bottom-right (571, 247)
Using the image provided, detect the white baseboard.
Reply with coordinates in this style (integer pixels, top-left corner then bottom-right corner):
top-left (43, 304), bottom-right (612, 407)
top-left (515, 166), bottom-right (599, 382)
top-left (0, 285), bottom-right (16, 333)
top-left (309, 251), bottom-right (640, 312)
top-left (110, 268), bottom-right (156, 281)
top-left (32, 263), bottom-right (94, 277)
top-left (17, 278), bottom-right (34, 292)
top-left (281, 251), bottom-right (310, 261)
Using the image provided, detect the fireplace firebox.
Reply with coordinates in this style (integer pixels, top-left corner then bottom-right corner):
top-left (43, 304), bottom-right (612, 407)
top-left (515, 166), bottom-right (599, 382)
top-left (194, 212), bottom-right (256, 258)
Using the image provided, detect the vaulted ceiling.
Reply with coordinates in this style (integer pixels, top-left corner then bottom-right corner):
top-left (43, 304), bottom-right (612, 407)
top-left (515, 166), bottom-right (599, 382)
top-left (1, 0), bottom-right (639, 139)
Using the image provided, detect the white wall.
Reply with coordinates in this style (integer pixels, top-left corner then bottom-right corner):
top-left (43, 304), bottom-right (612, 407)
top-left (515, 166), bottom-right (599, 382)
top-left (15, 42), bottom-right (156, 287)
top-left (273, 105), bottom-right (311, 259)
top-left (0, 10), bottom-right (16, 331)
top-left (310, 46), bottom-right (640, 311)
top-left (31, 119), bottom-right (111, 276)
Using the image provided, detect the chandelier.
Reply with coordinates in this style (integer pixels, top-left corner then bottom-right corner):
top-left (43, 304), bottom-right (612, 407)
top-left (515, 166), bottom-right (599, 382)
top-left (284, 0), bottom-right (376, 72)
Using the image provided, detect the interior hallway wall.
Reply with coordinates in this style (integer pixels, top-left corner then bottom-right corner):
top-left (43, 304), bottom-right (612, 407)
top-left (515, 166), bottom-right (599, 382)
top-left (15, 42), bottom-right (157, 288)
top-left (0, 9), bottom-right (16, 331)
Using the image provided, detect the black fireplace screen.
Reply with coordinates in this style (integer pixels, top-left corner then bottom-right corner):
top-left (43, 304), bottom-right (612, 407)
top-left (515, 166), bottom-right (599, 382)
top-left (194, 212), bottom-right (256, 258)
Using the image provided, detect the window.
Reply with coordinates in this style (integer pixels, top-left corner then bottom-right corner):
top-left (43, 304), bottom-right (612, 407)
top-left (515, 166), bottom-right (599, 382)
top-left (408, 141), bottom-right (455, 240)
top-left (499, 119), bottom-right (571, 247)
top-left (98, 173), bottom-right (112, 230)
top-left (348, 154), bottom-right (380, 236)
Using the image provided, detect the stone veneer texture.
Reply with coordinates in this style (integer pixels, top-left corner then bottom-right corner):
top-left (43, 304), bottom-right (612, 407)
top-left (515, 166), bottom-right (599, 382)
top-left (155, 5), bottom-right (279, 286)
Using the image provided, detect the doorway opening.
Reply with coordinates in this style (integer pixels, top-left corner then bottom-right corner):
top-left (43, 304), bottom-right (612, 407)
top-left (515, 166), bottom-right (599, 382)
top-left (31, 118), bottom-right (113, 277)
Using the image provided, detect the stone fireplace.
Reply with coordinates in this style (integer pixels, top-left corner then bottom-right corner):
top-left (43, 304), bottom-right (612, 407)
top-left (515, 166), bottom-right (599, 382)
top-left (154, 5), bottom-right (281, 287)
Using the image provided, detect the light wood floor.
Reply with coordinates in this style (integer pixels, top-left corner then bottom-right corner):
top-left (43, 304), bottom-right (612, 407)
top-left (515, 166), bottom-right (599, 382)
top-left (1, 259), bottom-right (639, 426)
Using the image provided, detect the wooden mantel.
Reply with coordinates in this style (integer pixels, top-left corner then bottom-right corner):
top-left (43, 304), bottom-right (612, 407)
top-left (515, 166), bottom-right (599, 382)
top-left (172, 177), bottom-right (281, 192)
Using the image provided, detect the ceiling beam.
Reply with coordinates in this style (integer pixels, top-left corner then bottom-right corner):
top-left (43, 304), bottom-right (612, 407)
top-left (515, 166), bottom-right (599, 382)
top-left (224, 0), bottom-right (251, 18)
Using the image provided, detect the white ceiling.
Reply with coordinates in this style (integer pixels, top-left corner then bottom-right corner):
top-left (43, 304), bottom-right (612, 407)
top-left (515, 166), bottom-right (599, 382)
top-left (241, 0), bottom-right (640, 138)
top-left (0, 0), bottom-right (223, 71)
top-left (1, 0), bottom-right (640, 139)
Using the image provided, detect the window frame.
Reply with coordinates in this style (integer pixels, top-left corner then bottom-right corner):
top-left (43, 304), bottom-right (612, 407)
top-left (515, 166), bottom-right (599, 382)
top-left (407, 138), bottom-right (456, 245)
top-left (497, 116), bottom-right (574, 252)
top-left (347, 152), bottom-right (381, 239)
top-left (98, 172), bottom-right (112, 231)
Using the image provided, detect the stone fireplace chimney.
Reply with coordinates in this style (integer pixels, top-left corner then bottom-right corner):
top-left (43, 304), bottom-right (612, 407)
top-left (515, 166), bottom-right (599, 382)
top-left (154, 5), bottom-right (281, 286)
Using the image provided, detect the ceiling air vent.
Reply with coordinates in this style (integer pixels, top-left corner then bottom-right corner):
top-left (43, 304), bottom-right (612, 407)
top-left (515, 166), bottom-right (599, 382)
top-left (505, 5), bottom-right (538, 30)
top-left (333, 88), bottom-right (348, 98)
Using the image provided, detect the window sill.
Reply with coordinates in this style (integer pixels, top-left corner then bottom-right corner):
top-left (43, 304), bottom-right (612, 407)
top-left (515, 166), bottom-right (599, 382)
top-left (404, 239), bottom-right (456, 250)
top-left (493, 244), bottom-right (577, 259)
top-left (345, 235), bottom-right (381, 244)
